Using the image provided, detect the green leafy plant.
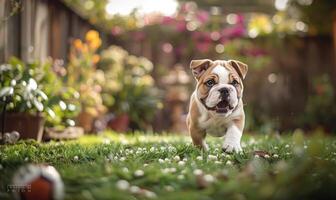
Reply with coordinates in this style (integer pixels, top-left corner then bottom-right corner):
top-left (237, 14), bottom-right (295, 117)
top-left (0, 58), bottom-right (49, 114)
top-left (99, 45), bottom-right (162, 130)
top-left (37, 59), bottom-right (81, 129)
top-left (300, 74), bottom-right (336, 132)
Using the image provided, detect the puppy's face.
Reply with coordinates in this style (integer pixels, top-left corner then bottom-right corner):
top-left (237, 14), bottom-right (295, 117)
top-left (190, 59), bottom-right (248, 116)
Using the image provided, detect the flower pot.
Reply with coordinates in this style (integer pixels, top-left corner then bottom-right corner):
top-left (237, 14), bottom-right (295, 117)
top-left (44, 126), bottom-right (84, 140)
top-left (77, 111), bottom-right (95, 133)
top-left (108, 114), bottom-right (129, 132)
top-left (0, 112), bottom-right (45, 142)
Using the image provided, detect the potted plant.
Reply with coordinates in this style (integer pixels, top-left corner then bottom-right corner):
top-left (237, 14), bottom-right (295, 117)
top-left (99, 45), bottom-right (162, 132)
top-left (0, 58), bottom-right (50, 142)
top-left (67, 30), bottom-right (106, 132)
top-left (35, 59), bottom-right (83, 140)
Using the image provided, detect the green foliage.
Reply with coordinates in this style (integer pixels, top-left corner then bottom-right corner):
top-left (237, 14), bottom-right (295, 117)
top-left (36, 60), bottom-right (81, 129)
top-left (0, 132), bottom-right (336, 199)
top-left (0, 57), bottom-right (49, 114)
top-left (300, 74), bottom-right (336, 132)
top-left (98, 46), bottom-right (162, 129)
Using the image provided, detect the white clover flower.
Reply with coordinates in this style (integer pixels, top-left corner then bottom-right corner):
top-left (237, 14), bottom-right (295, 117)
top-left (120, 140), bottom-right (128, 145)
top-left (208, 155), bottom-right (217, 161)
top-left (170, 168), bottom-right (176, 173)
top-left (274, 146), bottom-right (279, 150)
top-left (144, 190), bottom-right (157, 199)
top-left (103, 139), bottom-right (111, 144)
top-left (173, 155), bottom-right (180, 162)
top-left (264, 154), bottom-right (270, 159)
top-left (241, 142), bottom-right (247, 148)
top-left (143, 163), bottom-right (148, 167)
top-left (214, 161), bottom-right (222, 164)
top-left (196, 156), bottom-right (203, 161)
top-left (273, 154), bottom-right (279, 158)
top-left (122, 167), bottom-right (129, 173)
top-left (129, 185), bottom-right (140, 193)
top-left (116, 180), bottom-right (130, 190)
top-left (160, 146), bottom-right (166, 151)
top-left (254, 155), bottom-right (260, 158)
top-left (183, 158), bottom-right (187, 162)
top-left (249, 138), bottom-right (256, 145)
top-left (193, 169), bottom-right (203, 176)
top-left (150, 147), bottom-right (155, 152)
top-left (164, 158), bottom-right (170, 162)
top-left (134, 169), bottom-right (144, 177)
top-left (164, 185), bottom-right (174, 192)
top-left (120, 157), bottom-right (126, 161)
top-left (285, 144), bottom-right (290, 148)
top-left (73, 156), bottom-right (78, 161)
top-left (178, 161), bottom-right (185, 166)
top-left (24, 157), bottom-right (29, 162)
top-left (177, 174), bottom-right (185, 180)
top-left (203, 174), bottom-right (216, 183)
top-left (226, 160), bottom-right (233, 165)
top-left (304, 145), bottom-right (308, 149)
top-left (168, 146), bottom-right (176, 152)
top-left (158, 159), bottom-right (164, 163)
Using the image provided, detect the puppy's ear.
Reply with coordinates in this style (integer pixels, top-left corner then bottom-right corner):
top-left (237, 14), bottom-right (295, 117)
top-left (190, 59), bottom-right (212, 80)
top-left (228, 60), bottom-right (248, 80)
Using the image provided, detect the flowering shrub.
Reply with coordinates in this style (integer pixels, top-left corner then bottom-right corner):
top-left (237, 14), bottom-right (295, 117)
top-left (99, 45), bottom-right (162, 130)
top-left (67, 30), bottom-right (106, 118)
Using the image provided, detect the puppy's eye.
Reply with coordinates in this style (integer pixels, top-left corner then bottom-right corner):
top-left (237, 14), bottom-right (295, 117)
top-left (205, 79), bottom-right (216, 87)
top-left (231, 80), bottom-right (239, 85)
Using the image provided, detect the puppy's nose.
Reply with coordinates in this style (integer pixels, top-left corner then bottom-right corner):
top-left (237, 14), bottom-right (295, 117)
top-left (219, 88), bottom-right (229, 98)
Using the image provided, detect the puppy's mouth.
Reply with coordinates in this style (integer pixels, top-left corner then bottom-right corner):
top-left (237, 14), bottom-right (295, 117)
top-left (215, 100), bottom-right (234, 113)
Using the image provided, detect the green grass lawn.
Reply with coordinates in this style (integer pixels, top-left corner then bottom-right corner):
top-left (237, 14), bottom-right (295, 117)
top-left (1, 131), bottom-right (336, 200)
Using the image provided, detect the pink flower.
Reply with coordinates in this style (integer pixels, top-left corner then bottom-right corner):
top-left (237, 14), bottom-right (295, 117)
top-left (162, 16), bottom-right (175, 25)
top-left (111, 26), bottom-right (123, 36)
top-left (175, 21), bottom-right (186, 32)
top-left (221, 25), bottom-right (245, 39)
top-left (196, 10), bottom-right (209, 24)
top-left (196, 41), bottom-right (211, 53)
top-left (236, 14), bottom-right (244, 24)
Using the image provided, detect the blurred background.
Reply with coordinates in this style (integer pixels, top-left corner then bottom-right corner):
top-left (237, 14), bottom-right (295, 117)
top-left (1, 0), bottom-right (336, 139)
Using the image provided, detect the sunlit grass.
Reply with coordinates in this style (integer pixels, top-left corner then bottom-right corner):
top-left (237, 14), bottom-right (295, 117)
top-left (0, 131), bottom-right (336, 200)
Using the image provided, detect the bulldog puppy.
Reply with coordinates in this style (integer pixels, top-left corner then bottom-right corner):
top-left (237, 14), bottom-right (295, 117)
top-left (186, 59), bottom-right (248, 153)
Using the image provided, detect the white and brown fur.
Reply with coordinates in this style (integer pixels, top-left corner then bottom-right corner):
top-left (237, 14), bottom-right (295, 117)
top-left (187, 59), bottom-right (248, 152)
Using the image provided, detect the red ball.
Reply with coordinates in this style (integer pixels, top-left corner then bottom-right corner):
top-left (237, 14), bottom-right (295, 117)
top-left (12, 164), bottom-right (64, 200)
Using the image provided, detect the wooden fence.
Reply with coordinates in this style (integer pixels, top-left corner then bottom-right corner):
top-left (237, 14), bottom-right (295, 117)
top-left (0, 0), bottom-right (102, 64)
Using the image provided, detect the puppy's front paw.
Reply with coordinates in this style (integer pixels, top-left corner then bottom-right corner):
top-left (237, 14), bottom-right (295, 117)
top-left (222, 141), bottom-right (242, 153)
